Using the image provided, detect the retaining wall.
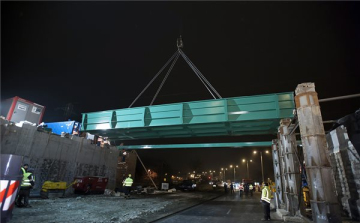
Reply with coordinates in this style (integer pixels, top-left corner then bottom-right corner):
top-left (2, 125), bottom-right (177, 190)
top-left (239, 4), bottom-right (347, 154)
top-left (0, 119), bottom-right (119, 195)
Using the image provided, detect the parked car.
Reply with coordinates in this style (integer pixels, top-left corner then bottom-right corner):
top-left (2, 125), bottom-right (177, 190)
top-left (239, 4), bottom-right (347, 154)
top-left (177, 180), bottom-right (196, 191)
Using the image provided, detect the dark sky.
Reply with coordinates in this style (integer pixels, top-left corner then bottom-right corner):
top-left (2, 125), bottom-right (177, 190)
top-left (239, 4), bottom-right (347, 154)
top-left (2, 2), bottom-right (360, 181)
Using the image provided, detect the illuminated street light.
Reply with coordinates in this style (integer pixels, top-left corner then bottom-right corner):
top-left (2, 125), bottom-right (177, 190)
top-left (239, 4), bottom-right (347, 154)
top-left (253, 150), bottom-right (270, 183)
top-left (221, 168), bottom-right (225, 181)
top-left (242, 159), bottom-right (252, 179)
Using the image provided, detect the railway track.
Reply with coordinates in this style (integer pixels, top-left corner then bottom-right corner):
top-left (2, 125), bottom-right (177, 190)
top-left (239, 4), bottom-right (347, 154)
top-left (148, 193), bottom-right (224, 222)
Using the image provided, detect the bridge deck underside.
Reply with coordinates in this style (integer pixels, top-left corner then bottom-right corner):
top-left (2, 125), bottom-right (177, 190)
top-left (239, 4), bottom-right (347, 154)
top-left (81, 92), bottom-right (294, 140)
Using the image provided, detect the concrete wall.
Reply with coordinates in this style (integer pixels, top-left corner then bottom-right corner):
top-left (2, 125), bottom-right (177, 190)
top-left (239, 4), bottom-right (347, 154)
top-left (327, 125), bottom-right (360, 221)
top-left (0, 119), bottom-right (119, 195)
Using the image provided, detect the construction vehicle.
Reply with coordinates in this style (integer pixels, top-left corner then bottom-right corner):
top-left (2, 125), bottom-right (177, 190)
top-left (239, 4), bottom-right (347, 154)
top-left (40, 180), bottom-right (76, 198)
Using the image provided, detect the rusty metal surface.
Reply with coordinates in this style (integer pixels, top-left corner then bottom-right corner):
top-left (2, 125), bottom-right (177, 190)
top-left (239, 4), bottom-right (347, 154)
top-left (295, 83), bottom-right (342, 223)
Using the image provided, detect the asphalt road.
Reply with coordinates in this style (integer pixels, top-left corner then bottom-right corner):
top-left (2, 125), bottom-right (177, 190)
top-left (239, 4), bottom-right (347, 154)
top-left (155, 191), bottom-right (280, 223)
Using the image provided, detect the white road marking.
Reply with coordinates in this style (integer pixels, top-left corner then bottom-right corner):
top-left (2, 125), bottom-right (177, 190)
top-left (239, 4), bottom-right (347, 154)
top-left (227, 209), bottom-right (232, 215)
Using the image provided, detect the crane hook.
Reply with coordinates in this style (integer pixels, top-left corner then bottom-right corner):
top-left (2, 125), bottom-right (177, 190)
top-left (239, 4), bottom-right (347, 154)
top-left (177, 36), bottom-right (183, 49)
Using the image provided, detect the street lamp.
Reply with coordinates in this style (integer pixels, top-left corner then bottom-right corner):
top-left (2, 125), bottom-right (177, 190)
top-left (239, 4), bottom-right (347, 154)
top-left (221, 168), bottom-right (225, 181)
top-left (221, 168), bottom-right (228, 181)
top-left (253, 150), bottom-right (269, 183)
top-left (242, 159), bottom-right (252, 179)
top-left (229, 165), bottom-right (239, 182)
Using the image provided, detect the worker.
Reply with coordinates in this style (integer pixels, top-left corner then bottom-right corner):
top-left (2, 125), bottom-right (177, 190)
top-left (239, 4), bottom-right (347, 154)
top-left (249, 184), bottom-right (254, 196)
top-left (239, 183), bottom-right (244, 197)
top-left (22, 163), bottom-right (29, 173)
top-left (16, 164), bottom-right (35, 208)
top-left (260, 182), bottom-right (271, 221)
top-left (123, 174), bottom-right (133, 199)
top-left (244, 183), bottom-right (249, 196)
top-left (230, 183), bottom-right (234, 194)
top-left (97, 136), bottom-right (103, 147)
top-left (121, 149), bottom-right (127, 163)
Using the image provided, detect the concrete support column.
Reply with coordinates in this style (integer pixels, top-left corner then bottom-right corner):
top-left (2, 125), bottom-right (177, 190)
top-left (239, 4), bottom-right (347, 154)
top-left (278, 132), bottom-right (290, 212)
top-left (295, 83), bottom-right (342, 223)
top-left (279, 118), bottom-right (301, 215)
top-left (272, 139), bottom-right (285, 209)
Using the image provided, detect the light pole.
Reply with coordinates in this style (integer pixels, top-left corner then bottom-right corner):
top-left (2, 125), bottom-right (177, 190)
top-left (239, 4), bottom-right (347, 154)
top-left (221, 168), bottom-right (227, 181)
top-left (221, 168), bottom-right (225, 181)
top-left (242, 159), bottom-right (252, 179)
top-left (230, 165), bottom-right (239, 182)
top-left (254, 150), bottom-right (269, 183)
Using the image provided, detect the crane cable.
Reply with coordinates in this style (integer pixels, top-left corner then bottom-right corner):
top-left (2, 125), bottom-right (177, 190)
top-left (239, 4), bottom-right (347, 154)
top-left (129, 51), bottom-right (178, 108)
top-left (179, 49), bottom-right (222, 99)
top-left (150, 51), bottom-right (181, 105)
top-left (129, 38), bottom-right (222, 107)
top-left (178, 51), bottom-right (216, 99)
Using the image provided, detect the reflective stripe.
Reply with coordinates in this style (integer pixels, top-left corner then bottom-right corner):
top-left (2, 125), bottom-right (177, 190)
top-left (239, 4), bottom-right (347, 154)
top-left (0, 180), bottom-right (9, 202)
top-left (21, 172), bottom-right (34, 187)
top-left (21, 180), bottom-right (31, 187)
top-left (124, 178), bottom-right (133, 186)
top-left (1, 180), bottom-right (21, 211)
top-left (261, 186), bottom-right (271, 203)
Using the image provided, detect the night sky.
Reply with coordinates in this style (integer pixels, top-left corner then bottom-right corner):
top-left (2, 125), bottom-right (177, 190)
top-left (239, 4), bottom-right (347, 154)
top-left (2, 2), bottom-right (360, 182)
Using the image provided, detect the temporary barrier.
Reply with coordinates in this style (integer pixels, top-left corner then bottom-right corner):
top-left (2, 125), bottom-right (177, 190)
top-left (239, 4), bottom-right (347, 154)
top-left (1, 154), bottom-right (23, 223)
top-left (73, 177), bottom-right (108, 194)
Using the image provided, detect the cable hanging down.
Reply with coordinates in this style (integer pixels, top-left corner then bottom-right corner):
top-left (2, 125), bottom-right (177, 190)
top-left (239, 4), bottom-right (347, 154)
top-left (129, 36), bottom-right (222, 107)
top-left (129, 51), bottom-right (178, 108)
top-left (179, 49), bottom-right (222, 99)
top-left (150, 52), bottom-right (181, 105)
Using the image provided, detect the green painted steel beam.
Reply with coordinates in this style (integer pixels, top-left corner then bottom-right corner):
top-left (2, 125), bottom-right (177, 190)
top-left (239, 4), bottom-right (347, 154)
top-left (81, 92), bottom-right (295, 140)
top-left (117, 141), bottom-right (273, 150)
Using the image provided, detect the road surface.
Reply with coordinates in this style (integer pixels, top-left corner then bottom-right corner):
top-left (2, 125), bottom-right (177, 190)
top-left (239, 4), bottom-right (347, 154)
top-left (155, 191), bottom-right (280, 223)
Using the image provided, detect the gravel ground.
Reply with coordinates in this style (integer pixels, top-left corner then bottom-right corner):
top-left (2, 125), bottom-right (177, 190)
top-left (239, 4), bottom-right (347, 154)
top-left (10, 191), bottom-right (221, 223)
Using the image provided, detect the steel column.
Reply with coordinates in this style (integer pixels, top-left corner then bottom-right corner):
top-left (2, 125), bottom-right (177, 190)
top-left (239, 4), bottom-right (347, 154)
top-left (279, 118), bottom-right (301, 216)
top-left (272, 139), bottom-right (285, 209)
top-left (295, 83), bottom-right (342, 223)
top-left (278, 129), bottom-right (291, 212)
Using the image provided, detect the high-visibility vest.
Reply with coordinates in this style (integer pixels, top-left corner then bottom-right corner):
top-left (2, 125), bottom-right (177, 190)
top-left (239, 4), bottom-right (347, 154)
top-left (261, 186), bottom-right (271, 203)
top-left (123, 177), bottom-right (133, 187)
top-left (21, 172), bottom-right (33, 187)
top-left (249, 185), bottom-right (253, 190)
top-left (21, 167), bottom-right (26, 175)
